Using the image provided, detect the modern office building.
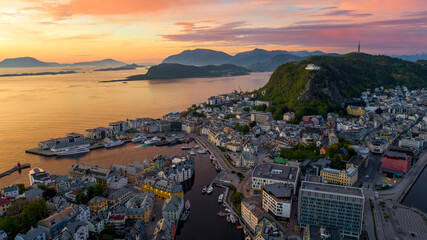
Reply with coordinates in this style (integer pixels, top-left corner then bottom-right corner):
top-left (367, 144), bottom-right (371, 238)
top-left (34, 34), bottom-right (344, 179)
top-left (298, 181), bottom-right (364, 240)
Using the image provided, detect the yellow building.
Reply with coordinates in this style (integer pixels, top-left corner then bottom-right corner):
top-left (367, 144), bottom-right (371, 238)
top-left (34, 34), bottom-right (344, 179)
top-left (241, 200), bottom-right (266, 233)
top-left (88, 196), bottom-right (108, 213)
top-left (320, 167), bottom-right (358, 186)
top-left (346, 105), bottom-right (365, 116)
top-left (141, 179), bottom-right (184, 199)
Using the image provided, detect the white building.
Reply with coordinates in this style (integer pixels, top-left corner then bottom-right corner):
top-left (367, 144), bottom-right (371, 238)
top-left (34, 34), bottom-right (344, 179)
top-left (29, 168), bottom-right (52, 186)
top-left (261, 183), bottom-right (292, 219)
top-left (305, 64), bottom-right (320, 70)
top-left (2, 186), bottom-right (19, 198)
top-left (60, 220), bottom-right (89, 240)
top-left (162, 196), bottom-right (184, 221)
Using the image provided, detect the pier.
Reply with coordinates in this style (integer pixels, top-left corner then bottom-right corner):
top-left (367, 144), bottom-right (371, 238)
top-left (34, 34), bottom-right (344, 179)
top-left (0, 163), bottom-right (31, 178)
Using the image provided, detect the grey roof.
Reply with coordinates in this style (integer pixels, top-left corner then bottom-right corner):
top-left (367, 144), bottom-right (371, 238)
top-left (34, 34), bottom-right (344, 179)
top-left (313, 158), bottom-right (331, 167)
top-left (308, 226), bottom-right (342, 240)
top-left (89, 196), bottom-right (107, 204)
top-left (63, 220), bottom-right (87, 234)
top-left (24, 188), bottom-right (44, 198)
top-left (263, 183), bottom-right (292, 199)
top-left (108, 187), bottom-right (131, 200)
top-left (126, 208), bottom-right (146, 215)
top-left (88, 211), bottom-right (108, 225)
top-left (301, 181), bottom-right (363, 197)
top-left (252, 163), bottom-right (299, 183)
top-left (163, 196), bottom-right (183, 212)
top-left (3, 185), bottom-right (18, 193)
top-left (16, 227), bottom-right (45, 240)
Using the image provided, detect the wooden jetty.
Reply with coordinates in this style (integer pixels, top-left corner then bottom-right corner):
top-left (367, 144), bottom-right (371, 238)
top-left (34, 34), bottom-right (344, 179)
top-left (0, 163), bottom-right (31, 178)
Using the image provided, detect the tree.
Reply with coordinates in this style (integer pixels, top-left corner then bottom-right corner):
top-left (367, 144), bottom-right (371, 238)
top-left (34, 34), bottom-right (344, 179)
top-left (243, 107), bottom-right (250, 112)
top-left (240, 125), bottom-right (250, 135)
top-left (87, 185), bottom-right (95, 199)
top-left (76, 193), bottom-right (89, 204)
top-left (21, 199), bottom-right (47, 228)
top-left (0, 216), bottom-right (20, 235)
top-left (37, 184), bottom-right (47, 190)
top-left (16, 184), bottom-right (26, 194)
top-left (231, 192), bottom-right (244, 208)
top-left (94, 183), bottom-right (104, 196)
top-left (43, 187), bottom-right (57, 200)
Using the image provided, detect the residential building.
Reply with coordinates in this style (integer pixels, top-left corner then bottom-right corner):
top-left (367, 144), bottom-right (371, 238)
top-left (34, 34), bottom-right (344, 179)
top-left (84, 127), bottom-right (111, 140)
top-left (24, 188), bottom-right (44, 199)
top-left (241, 200), bottom-right (266, 233)
top-left (0, 199), bottom-right (11, 216)
top-left (159, 156), bottom-right (194, 183)
top-left (29, 168), bottom-right (52, 186)
top-left (69, 163), bottom-right (113, 188)
top-left (152, 218), bottom-right (176, 240)
top-left (283, 112), bottom-right (296, 121)
top-left (381, 151), bottom-right (412, 176)
top-left (126, 193), bottom-right (155, 223)
top-left (162, 195), bottom-right (184, 221)
top-left (74, 205), bottom-right (90, 223)
top-left (2, 185), bottom-right (19, 198)
top-left (108, 187), bottom-right (132, 209)
top-left (320, 168), bottom-right (358, 186)
top-left (252, 163), bottom-right (300, 194)
top-left (346, 155), bottom-right (367, 176)
top-left (108, 121), bottom-right (130, 134)
top-left (298, 182), bottom-right (364, 239)
top-left (15, 227), bottom-right (46, 240)
top-left (235, 151), bottom-right (256, 168)
top-left (60, 220), bottom-right (89, 240)
top-left (261, 183), bottom-right (292, 219)
top-left (251, 112), bottom-right (273, 123)
top-left (87, 211), bottom-right (108, 234)
top-left (254, 217), bottom-right (286, 240)
top-left (107, 213), bottom-right (126, 232)
top-left (305, 64), bottom-right (320, 70)
top-left (88, 196), bottom-right (108, 213)
top-left (38, 207), bottom-right (77, 239)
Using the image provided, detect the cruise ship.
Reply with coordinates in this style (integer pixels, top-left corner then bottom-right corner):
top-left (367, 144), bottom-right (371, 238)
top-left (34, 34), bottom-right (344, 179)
top-left (131, 135), bottom-right (147, 143)
top-left (144, 136), bottom-right (161, 145)
top-left (104, 140), bottom-right (124, 148)
top-left (56, 146), bottom-right (90, 156)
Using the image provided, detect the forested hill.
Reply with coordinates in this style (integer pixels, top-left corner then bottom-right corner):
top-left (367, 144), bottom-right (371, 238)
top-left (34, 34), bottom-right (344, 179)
top-left (258, 53), bottom-right (427, 109)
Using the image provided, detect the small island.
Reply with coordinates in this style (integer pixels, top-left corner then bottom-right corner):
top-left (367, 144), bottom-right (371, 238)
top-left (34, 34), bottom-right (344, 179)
top-left (0, 70), bottom-right (77, 78)
top-left (94, 64), bottom-right (143, 72)
top-left (100, 63), bottom-right (250, 83)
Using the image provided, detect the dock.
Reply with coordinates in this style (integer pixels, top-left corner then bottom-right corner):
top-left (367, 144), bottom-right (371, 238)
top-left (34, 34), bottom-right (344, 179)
top-left (0, 163), bottom-right (31, 178)
top-left (25, 148), bottom-right (56, 157)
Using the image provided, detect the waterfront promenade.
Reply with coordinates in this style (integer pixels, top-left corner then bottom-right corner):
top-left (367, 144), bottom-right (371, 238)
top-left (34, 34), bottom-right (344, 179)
top-left (363, 151), bottom-right (427, 240)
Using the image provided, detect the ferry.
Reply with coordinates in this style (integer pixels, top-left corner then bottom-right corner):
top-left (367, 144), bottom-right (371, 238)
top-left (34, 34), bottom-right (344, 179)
top-left (104, 140), bottom-right (124, 148)
top-left (181, 146), bottom-right (191, 150)
top-left (144, 136), bottom-right (161, 145)
top-left (56, 146), bottom-right (90, 156)
top-left (131, 135), bottom-right (146, 143)
top-left (197, 149), bottom-right (207, 154)
top-left (185, 200), bottom-right (191, 210)
top-left (202, 186), bottom-right (207, 194)
top-left (218, 193), bottom-right (224, 203)
top-left (189, 151), bottom-right (197, 156)
top-left (207, 185), bottom-right (213, 194)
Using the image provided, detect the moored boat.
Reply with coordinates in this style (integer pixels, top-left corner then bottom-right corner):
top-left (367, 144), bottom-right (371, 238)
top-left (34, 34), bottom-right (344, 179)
top-left (194, 145), bottom-right (200, 149)
top-left (185, 200), bottom-right (191, 210)
top-left (144, 136), bottom-right (161, 145)
top-left (189, 151), bottom-right (196, 156)
top-left (197, 149), bottom-right (207, 154)
top-left (131, 135), bottom-right (146, 143)
top-left (218, 193), bottom-right (224, 203)
top-left (56, 146), bottom-right (90, 156)
top-left (181, 146), bottom-right (191, 150)
top-left (202, 186), bottom-right (207, 194)
top-left (207, 185), bottom-right (213, 194)
top-left (104, 140), bottom-right (124, 148)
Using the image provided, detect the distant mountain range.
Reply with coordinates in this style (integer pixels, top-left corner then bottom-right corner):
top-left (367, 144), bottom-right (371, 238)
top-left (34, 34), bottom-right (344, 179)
top-left (101, 63), bottom-right (250, 82)
top-left (162, 48), bottom-right (427, 72)
top-left (0, 57), bottom-right (126, 68)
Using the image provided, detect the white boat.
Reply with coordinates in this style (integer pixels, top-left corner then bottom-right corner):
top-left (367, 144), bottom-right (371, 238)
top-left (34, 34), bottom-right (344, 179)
top-left (218, 193), bottom-right (224, 203)
top-left (189, 151), bottom-right (196, 156)
top-left (207, 185), bottom-right (213, 194)
top-left (197, 149), bottom-right (207, 154)
top-left (181, 146), bottom-right (191, 150)
top-left (230, 215), bottom-right (236, 224)
top-left (104, 140), bottom-right (124, 148)
top-left (226, 215), bottom-right (231, 222)
top-left (56, 146), bottom-right (90, 156)
top-left (194, 145), bottom-right (200, 149)
top-left (202, 186), bottom-right (207, 194)
top-left (131, 135), bottom-right (146, 143)
top-left (185, 200), bottom-right (191, 210)
top-left (144, 136), bottom-right (161, 145)
top-left (225, 208), bottom-right (231, 213)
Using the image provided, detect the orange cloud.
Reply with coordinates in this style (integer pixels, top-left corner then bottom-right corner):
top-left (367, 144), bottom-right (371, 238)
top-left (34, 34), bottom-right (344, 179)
top-left (48, 0), bottom-right (210, 17)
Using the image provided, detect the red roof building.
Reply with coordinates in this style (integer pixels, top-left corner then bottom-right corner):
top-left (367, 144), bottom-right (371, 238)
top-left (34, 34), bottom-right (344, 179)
top-left (381, 151), bottom-right (412, 176)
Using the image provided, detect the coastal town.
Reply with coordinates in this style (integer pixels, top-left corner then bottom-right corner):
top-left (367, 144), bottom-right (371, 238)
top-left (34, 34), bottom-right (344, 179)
top-left (1, 84), bottom-right (426, 240)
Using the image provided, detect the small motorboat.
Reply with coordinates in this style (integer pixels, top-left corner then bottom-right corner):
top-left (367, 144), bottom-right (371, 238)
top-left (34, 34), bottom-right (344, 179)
top-left (207, 185), bottom-right (213, 194)
top-left (185, 200), bottom-right (191, 210)
top-left (202, 186), bottom-right (207, 194)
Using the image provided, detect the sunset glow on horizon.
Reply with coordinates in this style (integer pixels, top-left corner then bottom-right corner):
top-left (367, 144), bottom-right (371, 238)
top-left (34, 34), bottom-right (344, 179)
top-left (1, 0), bottom-right (426, 63)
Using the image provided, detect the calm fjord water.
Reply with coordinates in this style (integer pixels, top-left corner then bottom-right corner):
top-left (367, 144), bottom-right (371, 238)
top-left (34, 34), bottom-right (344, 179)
top-left (0, 67), bottom-right (269, 188)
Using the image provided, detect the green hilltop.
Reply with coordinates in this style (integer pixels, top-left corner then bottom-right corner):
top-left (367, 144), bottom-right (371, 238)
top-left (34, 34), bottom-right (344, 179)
top-left (256, 53), bottom-right (427, 119)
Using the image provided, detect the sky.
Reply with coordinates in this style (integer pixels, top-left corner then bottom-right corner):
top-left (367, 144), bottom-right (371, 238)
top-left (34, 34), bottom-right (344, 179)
top-left (0, 0), bottom-right (426, 63)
